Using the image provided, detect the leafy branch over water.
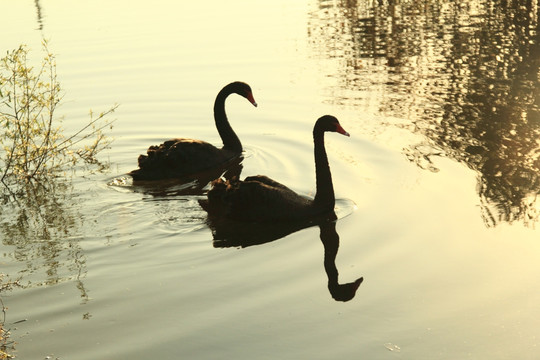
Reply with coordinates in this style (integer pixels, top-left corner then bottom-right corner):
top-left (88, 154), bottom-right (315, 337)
top-left (0, 43), bottom-right (115, 352)
top-left (0, 41), bottom-right (117, 191)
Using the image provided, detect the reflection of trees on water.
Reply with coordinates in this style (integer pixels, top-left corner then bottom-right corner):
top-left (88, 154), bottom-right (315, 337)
top-left (308, 0), bottom-right (540, 226)
top-left (206, 213), bottom-right (363, 302)
top-left (34, 0), bottom-right (44, 30)
top-left (0, 180), bottom-right (89, 303)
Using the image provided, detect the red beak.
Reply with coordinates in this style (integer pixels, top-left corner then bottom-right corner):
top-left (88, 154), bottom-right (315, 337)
top-left (247, 92), bottom-right (258, 107)
top-left (336, 124), bottom-right (350, 137)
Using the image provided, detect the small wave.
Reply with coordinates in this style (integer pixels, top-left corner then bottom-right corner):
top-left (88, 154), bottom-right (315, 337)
top-left (335, 198), bottom-right (358, 219)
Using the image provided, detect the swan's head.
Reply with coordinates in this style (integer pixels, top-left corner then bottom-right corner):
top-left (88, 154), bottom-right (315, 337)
top-left (316, 115), bottom-right (350, 137)
top-left (231, 81), bottom-right (258, 107)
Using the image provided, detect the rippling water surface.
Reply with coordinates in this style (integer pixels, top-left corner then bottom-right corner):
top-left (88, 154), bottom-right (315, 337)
top-left (1, 1), bottom-right (540, 359)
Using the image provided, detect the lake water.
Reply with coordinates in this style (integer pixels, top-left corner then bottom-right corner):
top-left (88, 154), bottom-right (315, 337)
top-left (1, 0), bottom-right (540, 359)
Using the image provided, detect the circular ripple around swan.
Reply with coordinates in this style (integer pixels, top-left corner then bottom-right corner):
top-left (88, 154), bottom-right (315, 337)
top-left (242, 139), bottom-right (316, 192)
top-left (102, 176), bottom-right (209, 236)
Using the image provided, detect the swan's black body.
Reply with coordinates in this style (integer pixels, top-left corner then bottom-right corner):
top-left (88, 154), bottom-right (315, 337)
top-left (199, 115), bottom-right (349, 222)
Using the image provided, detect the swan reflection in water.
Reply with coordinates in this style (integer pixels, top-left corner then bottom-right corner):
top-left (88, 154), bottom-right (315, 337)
top-left (206, 212), bottom-right (363, 302)
top-left (319, 218), bottom-right (364, 302)
top-left (125, 156), bottom-right (244, 197)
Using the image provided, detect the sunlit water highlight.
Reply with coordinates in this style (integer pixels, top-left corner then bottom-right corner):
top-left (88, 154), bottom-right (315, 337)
top-left (1, 1), bottom-right (540, 359)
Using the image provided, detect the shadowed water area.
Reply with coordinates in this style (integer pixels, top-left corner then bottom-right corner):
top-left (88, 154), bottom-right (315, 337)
top-left (1, 1), bottom-right (540, 359)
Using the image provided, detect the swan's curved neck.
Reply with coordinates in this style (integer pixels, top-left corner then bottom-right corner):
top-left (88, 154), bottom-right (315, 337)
top-left (313, 130), bottom-right (335, 209)
top-left (214, 86), bottom-right (242, 152)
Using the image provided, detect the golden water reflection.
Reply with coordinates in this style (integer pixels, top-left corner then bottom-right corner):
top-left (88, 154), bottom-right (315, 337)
top-left (308, 0), bottom-right (540, 226)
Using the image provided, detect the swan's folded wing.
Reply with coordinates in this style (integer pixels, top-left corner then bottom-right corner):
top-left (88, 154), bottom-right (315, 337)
top-left (132, 140), bottom-right (238, 180)
top-left (244, 175), bottom-right (297, 194)
top-left (225, 180), bottom-right (311, 222)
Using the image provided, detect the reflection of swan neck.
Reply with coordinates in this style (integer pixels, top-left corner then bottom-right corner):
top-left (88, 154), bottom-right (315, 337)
top-left (320, 220), bottom-right (363, 302)
top-left (313, 130), bottom-right (334, 208)
top-left (320, 220), bottom-right (339, 282)
top-left (214, 85), bottom-right (242, 152)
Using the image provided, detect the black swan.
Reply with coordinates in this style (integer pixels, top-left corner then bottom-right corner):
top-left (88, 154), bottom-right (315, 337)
top-left (129, 81), bottom-right (257, 181)
top-left (199, 115), bottom-right (349, 222)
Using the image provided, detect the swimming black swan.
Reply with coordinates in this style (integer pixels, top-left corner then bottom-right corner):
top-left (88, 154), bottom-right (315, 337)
top-left (199, 115), bottom-right (349, 222)
top-left (129, 81), bottom-right (257, 181)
